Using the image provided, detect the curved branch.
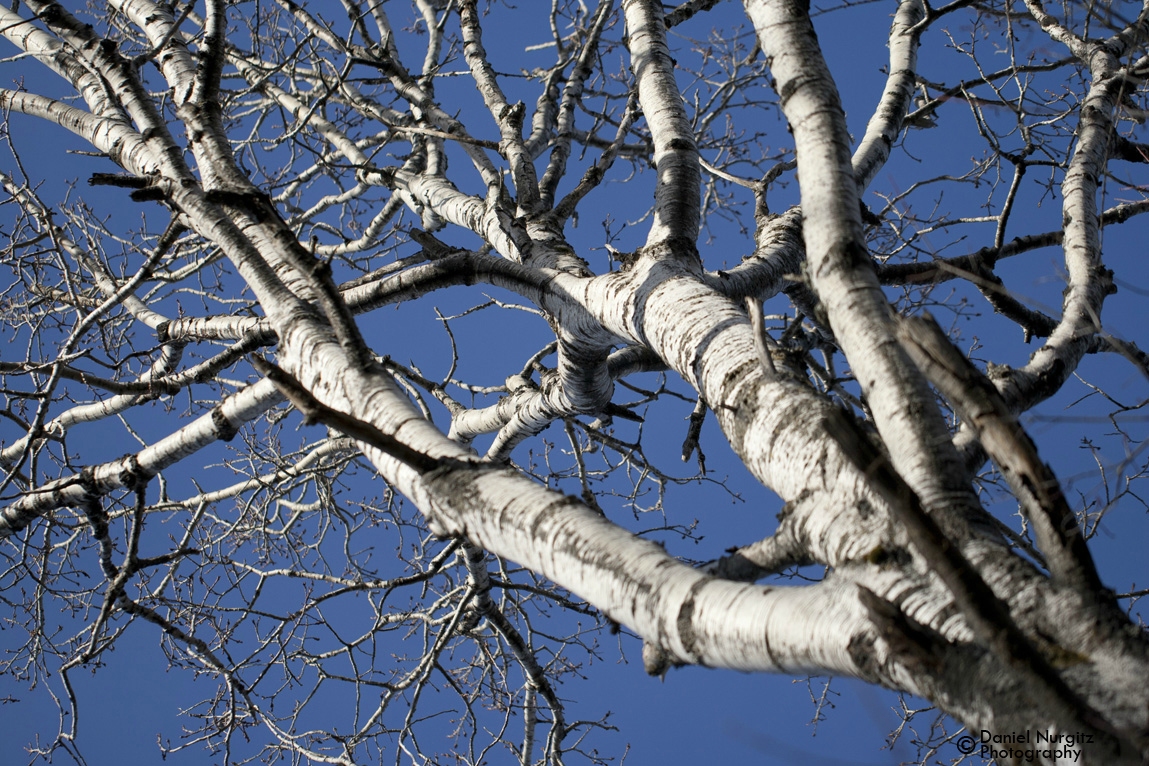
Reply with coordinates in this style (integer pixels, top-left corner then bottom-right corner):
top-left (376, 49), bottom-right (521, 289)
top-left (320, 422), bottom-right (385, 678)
top-left (851, 0), bottom-right (926, 190)
top-left (746, 0), bottom-right (983, 525)
top-left (898, 314), bottom-right (1106, 597)
top-left (459, 0), bottom-right (540, 212)
top-left (0, 379), bottom-right (283, 537)
top-left (990, 34), bottom-right (1134, 415)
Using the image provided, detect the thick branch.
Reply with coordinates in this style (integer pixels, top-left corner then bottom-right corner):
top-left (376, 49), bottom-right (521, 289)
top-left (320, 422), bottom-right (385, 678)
top-left (623, 0), bottom-right (701, 248)
top-left (897, 314), bottom-right (1107, 596)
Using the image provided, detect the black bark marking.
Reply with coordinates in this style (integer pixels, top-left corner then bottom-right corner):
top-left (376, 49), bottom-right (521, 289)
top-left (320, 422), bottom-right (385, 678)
top-left (129, 187), bottom-right (168, 203)
top-left (676, 578), bottom-right (708, 663)
top-left (89, 173), bottom-right (150, 189)
top-left (118, 453), bottom-right (147, 491)
top-left (211, 406), bottom-right (239, 442)
top-left (847, 631), bottom-right (880, 678)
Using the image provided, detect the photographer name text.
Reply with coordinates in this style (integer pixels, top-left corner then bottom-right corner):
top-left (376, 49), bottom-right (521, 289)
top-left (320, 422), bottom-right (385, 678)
top-left (954, 729), bottom-right (1094, 762)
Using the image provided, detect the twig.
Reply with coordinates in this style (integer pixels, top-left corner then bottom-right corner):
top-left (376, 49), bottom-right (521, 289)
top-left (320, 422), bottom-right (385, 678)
top-left (250, 356), bottom-right (445, 473)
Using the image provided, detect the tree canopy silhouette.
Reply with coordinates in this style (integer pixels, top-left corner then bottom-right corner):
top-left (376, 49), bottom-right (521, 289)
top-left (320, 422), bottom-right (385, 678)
top-left (0, 1), bottom-right (1147, 764)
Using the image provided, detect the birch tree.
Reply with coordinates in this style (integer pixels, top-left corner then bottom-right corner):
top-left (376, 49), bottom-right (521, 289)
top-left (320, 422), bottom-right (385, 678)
top-left (0, 0), bottom-right (1147, 764)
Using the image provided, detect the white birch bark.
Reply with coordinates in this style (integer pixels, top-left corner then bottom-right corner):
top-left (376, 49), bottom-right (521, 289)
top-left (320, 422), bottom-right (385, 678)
top-left (851, 0), bottom-right (926, 190)
top-left (744, 0), bottom-right (978, 521)
top-left (623, 0), bottom-right (702, 248)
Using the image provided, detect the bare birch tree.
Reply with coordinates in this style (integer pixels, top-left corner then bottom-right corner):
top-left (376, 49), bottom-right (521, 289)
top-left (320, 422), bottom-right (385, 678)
top-left (0, 0), bottom-right (1147, 763)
